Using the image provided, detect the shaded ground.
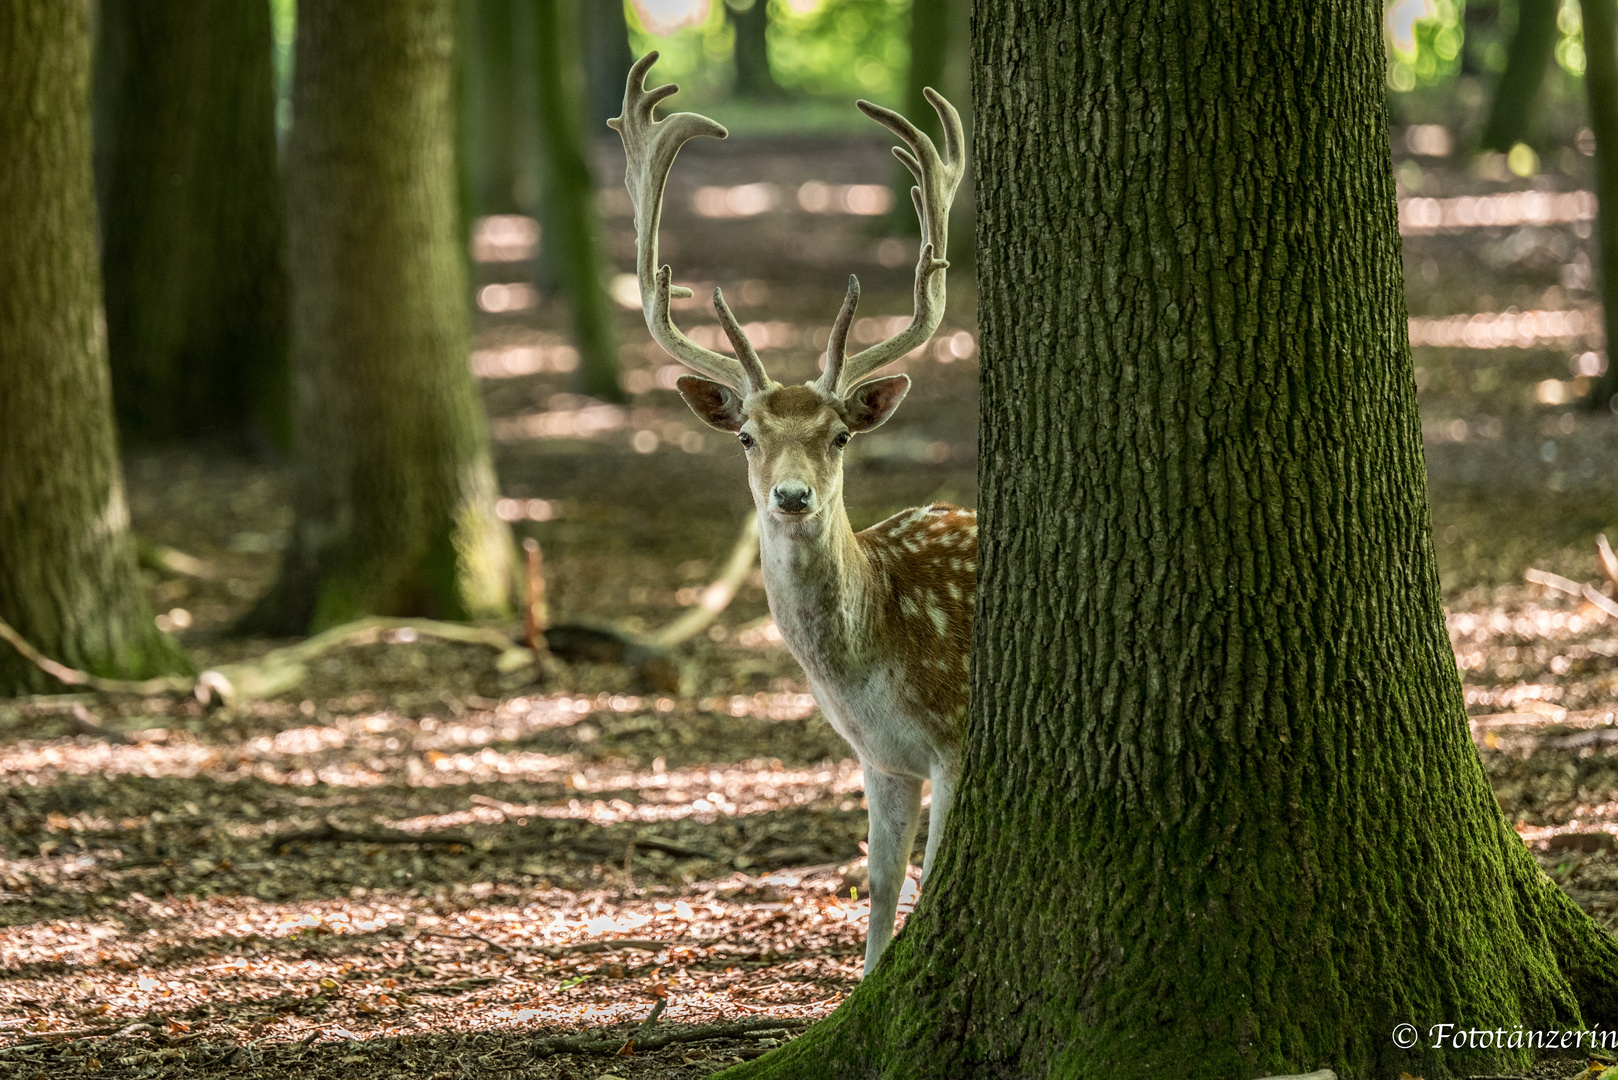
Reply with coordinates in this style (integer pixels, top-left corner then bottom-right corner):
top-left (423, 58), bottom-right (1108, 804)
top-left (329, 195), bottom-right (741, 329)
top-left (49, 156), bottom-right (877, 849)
top-left (8, 128), bottom-right (1618, 1079)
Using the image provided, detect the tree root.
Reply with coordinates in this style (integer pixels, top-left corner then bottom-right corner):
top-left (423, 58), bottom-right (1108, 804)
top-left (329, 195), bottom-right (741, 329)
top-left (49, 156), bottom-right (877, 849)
top-left (1, 516), bottom-right (759, 704)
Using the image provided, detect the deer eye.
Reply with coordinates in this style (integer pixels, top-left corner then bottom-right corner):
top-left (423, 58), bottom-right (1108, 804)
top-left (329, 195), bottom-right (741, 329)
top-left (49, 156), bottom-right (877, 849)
top-left (738, 432), bottom-right (755, 449)
top-left (833, 432), bottom-right (851, 449)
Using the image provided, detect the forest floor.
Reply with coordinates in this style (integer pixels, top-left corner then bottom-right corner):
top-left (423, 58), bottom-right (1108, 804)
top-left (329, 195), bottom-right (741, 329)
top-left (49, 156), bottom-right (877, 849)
top-left (6, 130), bottom-right (1618, 1078)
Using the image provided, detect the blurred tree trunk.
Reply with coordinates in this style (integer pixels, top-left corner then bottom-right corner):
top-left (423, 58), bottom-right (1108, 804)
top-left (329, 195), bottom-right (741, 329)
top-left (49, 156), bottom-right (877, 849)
top-left (728, 0), bottom-right (782, 99)
top-left (885, 0), bottom-right (972, 257)
top-left (93, 0), bottom-right (290, 448)
top-left (247, 0), bottom-right (514, 634)
top-left (0, 1), bottom-right (191, 694)
top-left (727, 0), bottom-right (1618, 1077)
top-left (534, 0), bottom-right (624, 402)
top-left (1584, 0), bottom-right (1618, 409)
top-left (1479, 0), bottom-right (1559, 152)
top-left (584, 0), bottom-right (634, 129)
top-left (458, 0), bottom-right (522, 217)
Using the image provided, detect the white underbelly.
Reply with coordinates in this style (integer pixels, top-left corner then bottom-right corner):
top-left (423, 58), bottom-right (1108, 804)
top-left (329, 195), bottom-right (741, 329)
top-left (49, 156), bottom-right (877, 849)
top-left (806, 672), bottom-right (936, 779)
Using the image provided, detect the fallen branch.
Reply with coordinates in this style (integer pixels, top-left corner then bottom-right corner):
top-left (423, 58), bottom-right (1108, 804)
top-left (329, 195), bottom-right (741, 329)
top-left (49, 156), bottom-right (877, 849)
top-left (0, 613), bottom-right (535, 705)
top-left (523, 1017), bottom-right (810, 1058)
top-left (415, 931), bottom-right (511, 956)
top-left (135, 538), bottom-right (215, 580)
top-left (645, 515), bottom-right (759, 648)
top-left (1586, 583), bottom-right (1618, 619)
top-left (617, 996), bottom-right (667, 1054)
top-left (1599, 533), bottom-right (1618, 586)
top-left (1525, 567), bottom-right (1585, 597)
top-left (70, 703), bottom-right (129, 744)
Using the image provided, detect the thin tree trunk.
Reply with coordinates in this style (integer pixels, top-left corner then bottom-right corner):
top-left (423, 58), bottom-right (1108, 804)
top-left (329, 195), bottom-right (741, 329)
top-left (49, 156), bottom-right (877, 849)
top-left (93, 0), bottom-right (290, 448)
top-left (534, 0), bottom-right (623, 403)
top-left (884, 0), bottom-right (971, 250)
top-left (458, 0), bottom-right (522, 217)
top-left (724, 1), bottom-right (1618, 1077)
top-left (584, 0), bottom-right (634, 130)
top-left (0, 1), bottom-right (191, 694)
top-left (246, 0), bottom-right (514, 635)
top-left (1583, 0), bottom-right (1618, 409)
top-left (1479, 0), bottom-right (1560, 152)
top-left (728, 0), bottom-right (782, 99)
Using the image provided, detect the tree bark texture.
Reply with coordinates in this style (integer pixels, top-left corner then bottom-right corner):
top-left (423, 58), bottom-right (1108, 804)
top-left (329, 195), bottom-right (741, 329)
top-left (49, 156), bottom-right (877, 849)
top-left (248, 0), bottom-right (514, 634)
top-left (534, 0), bottom-right (623, 402)
top-left (729, 0), bottom-right (782, 99)
top-left (1582, 0), bottom-right (1618, 410)
top-left (724, 2), bottom-right (1618, 1078)
top-left (93, 0), bottom-right (290, 447)
top-left (0, 1), bottom-right (191, 694)
top-left (1479, 0), bottom-right (1560, 152)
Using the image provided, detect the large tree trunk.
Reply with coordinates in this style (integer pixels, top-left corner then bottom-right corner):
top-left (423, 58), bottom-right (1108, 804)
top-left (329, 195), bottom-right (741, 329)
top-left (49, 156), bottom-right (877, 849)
top-left (725, 2), bottom-right (1618, 1078)
top-left (0, 1), bottom-right (191, 695)
top-left (247, 0), bottom-right (514, 635)
top-left (93, 0), bottom-right (290, 448)
top-left (534, 0), bottom-right (623, 403)
top-left (1478, 0), bottom-right (1560, 153)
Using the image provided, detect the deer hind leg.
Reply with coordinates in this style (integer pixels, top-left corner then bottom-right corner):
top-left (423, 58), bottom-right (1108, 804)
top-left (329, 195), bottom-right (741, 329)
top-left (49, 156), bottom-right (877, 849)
top-left (920, 765), bottom-right (957, 888)
top-left (861, 764), bottom-right (922, 977)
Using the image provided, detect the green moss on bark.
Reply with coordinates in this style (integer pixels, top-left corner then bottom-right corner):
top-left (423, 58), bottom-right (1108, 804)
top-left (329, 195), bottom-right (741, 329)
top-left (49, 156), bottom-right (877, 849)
top-left (718, 1), bottom-right (1618, 1077)
top-left (0, 0), bottom-right (192, 695)
top-left (246, 0), bottom-right (513, 636)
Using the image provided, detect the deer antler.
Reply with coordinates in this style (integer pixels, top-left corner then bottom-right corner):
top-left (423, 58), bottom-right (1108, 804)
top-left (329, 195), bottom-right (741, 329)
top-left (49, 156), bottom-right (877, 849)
top-left (609, 53), bottom-right (770, 393)
top-left (818, 88), bottom-right (965, 396)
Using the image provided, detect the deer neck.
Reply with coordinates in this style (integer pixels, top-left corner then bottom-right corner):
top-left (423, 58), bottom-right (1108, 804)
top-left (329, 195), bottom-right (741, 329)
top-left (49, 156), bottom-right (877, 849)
top-left (757, 498), bottom-right (871, 673)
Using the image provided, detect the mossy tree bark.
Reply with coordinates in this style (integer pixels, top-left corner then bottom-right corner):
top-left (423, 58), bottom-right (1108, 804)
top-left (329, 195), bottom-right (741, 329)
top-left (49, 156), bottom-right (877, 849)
top-left (722, 2), bottom-right (1618, 1078)
top-left (1479, 0), bottom-right (1560, 153)
top-left (93, 0), bottom-right (290, 448)
top-left (1581, 0), bottom-right (1618, 411)
top-left (0, 1), bottom-right (191, 694)
top-left (534, 0), bottom-right (624, 403)
top-left (247, 0), bottom-right (514, 635)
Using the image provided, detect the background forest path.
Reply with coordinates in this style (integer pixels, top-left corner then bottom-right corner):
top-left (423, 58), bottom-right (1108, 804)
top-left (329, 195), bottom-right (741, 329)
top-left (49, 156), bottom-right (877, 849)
top-left (6, 132), bottom-right (1618, 1077)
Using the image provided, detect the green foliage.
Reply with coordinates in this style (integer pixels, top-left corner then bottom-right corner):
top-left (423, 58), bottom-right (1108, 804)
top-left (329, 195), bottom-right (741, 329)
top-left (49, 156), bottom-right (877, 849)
top-left (625, 0), bottom-right (907, 104)
top-left (1556, 0), bottom-right (1585, 76)
top-left (1386, 0), bottom-right (1465, 91)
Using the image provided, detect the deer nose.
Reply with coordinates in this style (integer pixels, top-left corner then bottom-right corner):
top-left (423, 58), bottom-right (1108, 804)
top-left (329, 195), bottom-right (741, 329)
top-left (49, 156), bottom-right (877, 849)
top-left (771, 482), bottom-right (812, 514)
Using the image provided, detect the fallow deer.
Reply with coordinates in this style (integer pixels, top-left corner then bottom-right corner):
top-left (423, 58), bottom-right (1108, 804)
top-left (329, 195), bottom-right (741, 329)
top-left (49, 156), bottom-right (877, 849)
top-left (610, 52), bottom-right (972, 975)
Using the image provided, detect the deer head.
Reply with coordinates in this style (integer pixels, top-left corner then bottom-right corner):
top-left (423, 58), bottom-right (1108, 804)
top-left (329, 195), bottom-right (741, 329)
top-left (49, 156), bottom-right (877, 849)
top-left (609, 52), bottom-right (964, 531)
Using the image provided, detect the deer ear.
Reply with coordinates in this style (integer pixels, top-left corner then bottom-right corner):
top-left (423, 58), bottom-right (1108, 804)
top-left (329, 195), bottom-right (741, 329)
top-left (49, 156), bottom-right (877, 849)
top-left (676, 375), bottom-right (746, 432)
top-left (844, 374), bottom-right (910, 432)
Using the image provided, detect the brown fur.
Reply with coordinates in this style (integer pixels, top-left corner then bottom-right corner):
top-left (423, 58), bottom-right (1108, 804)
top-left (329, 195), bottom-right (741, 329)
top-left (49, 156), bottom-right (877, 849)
top-left (856, 503), bottom-right (977, 751)
top-left (760, 384), bottom-right (827, 419)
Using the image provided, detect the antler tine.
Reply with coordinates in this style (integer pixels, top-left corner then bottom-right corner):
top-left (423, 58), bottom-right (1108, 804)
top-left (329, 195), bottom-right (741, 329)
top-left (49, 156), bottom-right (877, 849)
top-left (712, 288), bottom-right (772, 394)
top-left (834, 89), bottom-right (966, 393)
top-left (608, 52), bottom-right (748, 389)
top-left (817, 275), bottom-right (860, 394)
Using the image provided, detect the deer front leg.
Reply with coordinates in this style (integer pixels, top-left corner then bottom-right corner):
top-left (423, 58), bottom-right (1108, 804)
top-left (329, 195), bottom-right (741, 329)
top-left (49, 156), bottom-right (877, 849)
top-left (861, 764), bottom-right (922, 977)
top-left (919, 765), bottom-right (957, 888)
